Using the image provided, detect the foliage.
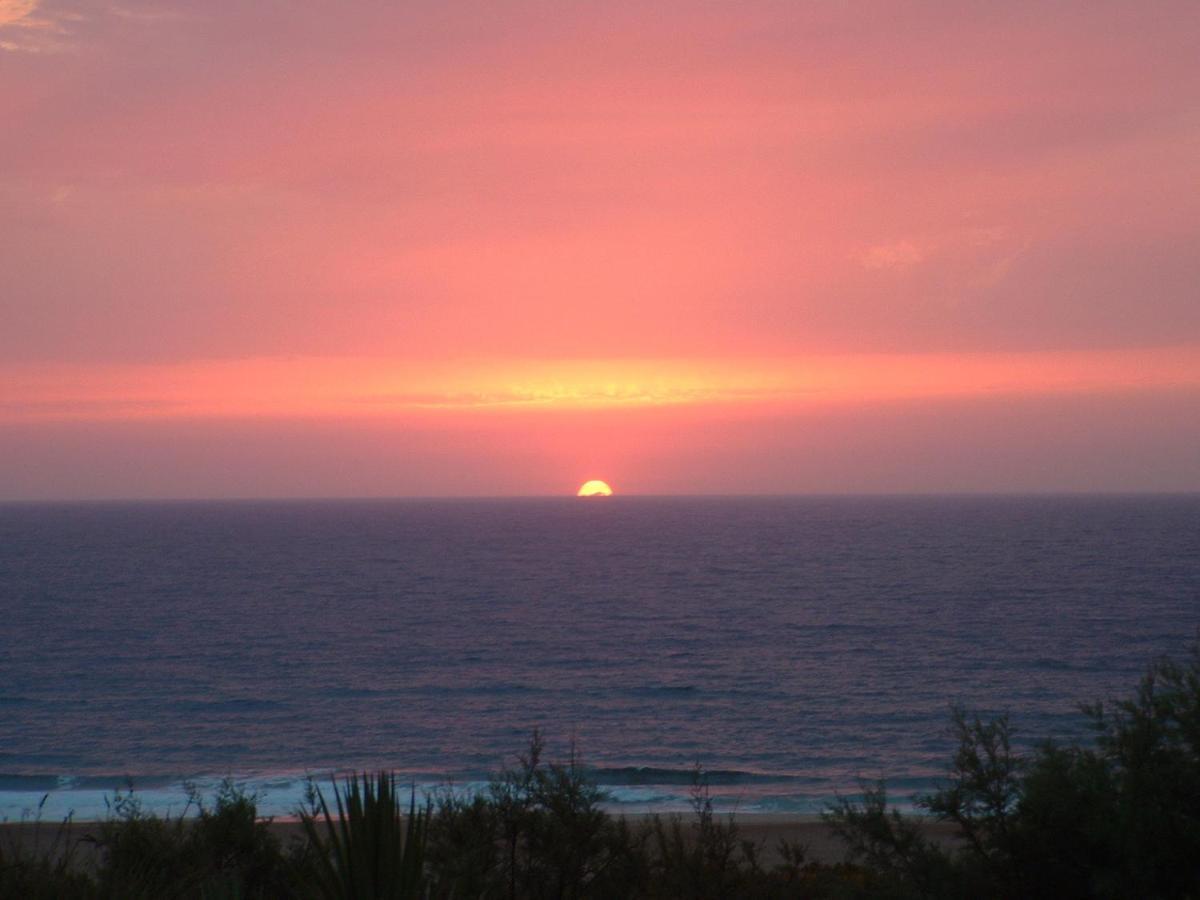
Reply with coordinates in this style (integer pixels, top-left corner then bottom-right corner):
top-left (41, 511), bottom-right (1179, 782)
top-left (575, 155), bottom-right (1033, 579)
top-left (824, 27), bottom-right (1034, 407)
top-left (298, 771), bottom-right (429, 900)
top-left (93, 779), bottom-right (289, 899)
top-left (426, 740), bottom-right (836, 899)
top-left (0, 795), bottom-right (95, 899)
top-left (825, 645), bottom-right (1200, 899)
top-left (426, 730), bottom-right (644, 898)
top-left (644, 773), bottom-right (761, 898)
top-left (1078, 646), bottom-right (1200, 897)
top-left (824, 783), bottom-right (958, 899)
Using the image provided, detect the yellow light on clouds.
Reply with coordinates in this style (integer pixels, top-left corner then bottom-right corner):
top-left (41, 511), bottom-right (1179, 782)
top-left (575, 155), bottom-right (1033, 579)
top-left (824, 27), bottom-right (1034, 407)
top-left (2, 348), bottom-right (1199, 422)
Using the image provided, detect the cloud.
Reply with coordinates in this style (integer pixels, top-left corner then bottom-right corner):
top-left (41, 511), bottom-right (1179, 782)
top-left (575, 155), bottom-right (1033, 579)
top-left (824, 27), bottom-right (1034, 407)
top-left (4, 350), bottom-right (1199, 423)
top-left (105, 4), bottom-right (186, 22)
top-left (859, 240), bottom-right (926, 270)
top-left (0, 0), bottom-right (76, 52)
top-left (0, 0), bottom-right (38, 27)
top-left (967, 238), bottom-right (1032, 291)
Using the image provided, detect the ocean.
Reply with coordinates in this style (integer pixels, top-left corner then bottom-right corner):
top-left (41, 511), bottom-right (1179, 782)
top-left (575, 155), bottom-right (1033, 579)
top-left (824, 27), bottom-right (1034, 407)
top-left (1, 495), bottom-right (1197, 822)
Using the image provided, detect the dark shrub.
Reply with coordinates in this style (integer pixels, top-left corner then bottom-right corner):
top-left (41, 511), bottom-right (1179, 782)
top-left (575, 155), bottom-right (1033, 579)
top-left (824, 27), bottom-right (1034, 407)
top-left (92, 779), bottom-right (288, 899)
top-left (826, 645), bottom-right (1200, 900)
top-left (426, 731), bottom-right (644, 899)
top-left (0, 797), bottom-right (96, 900)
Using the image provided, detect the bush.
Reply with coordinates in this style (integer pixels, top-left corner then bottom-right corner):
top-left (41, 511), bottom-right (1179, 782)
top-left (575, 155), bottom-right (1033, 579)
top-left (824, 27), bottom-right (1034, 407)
top-left (644, 774), bottom-right (762, 899)
top-left (426, 730), bottom-right (644, 898)
top-left (94, 779), bottom-right (289, 899)
top-left (427, 742), bottom-right (841, 899)
top-left (826, 645), bottom-right (1200, 899)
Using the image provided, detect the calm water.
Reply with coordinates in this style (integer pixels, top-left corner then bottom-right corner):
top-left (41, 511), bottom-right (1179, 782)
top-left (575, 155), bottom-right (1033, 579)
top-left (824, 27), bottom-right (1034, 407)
top-left (1, 496), bottom-right (1198, 820)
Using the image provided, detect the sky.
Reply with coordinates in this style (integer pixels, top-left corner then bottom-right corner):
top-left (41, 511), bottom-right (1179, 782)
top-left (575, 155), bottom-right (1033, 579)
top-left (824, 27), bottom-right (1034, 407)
top-left (2, 1), bottom-right (1198, 498)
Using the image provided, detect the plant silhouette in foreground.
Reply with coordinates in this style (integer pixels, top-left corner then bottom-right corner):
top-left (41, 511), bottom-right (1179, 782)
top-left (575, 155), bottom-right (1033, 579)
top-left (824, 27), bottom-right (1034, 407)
top-left (826, 645), bottom-right (1200, 899)
top-left (427, 730), bottom-right (645, 898)
top-left (299, 771), bottom-right (429, 900)
top-left (94, 779), bottom-right (288, 899)
top-left (0, 795), bottom-right (93, 899)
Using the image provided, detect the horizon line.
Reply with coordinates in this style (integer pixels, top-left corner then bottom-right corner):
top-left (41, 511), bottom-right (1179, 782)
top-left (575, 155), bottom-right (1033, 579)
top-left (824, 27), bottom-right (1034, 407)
top-left (2, 489), bottom-right (1198, 505)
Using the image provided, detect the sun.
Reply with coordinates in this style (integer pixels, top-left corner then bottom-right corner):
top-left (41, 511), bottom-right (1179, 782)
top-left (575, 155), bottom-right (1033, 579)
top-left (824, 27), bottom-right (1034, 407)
top-left (577, 479), bottom-right (613, 497)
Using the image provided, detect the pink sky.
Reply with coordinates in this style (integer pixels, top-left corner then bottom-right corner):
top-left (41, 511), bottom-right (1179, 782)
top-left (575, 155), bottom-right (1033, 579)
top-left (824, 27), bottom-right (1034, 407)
top-left (2, 1), bottom-right (1198, 497)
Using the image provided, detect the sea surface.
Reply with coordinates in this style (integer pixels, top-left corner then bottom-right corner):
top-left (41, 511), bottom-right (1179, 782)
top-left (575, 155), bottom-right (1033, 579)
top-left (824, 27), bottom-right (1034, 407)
top-left (1, 496), bottom-right (1198, 822)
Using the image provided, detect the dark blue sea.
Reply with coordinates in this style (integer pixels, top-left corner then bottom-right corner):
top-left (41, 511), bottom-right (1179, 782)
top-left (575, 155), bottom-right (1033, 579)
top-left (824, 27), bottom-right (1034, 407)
top-left (1, 496), bottom-right (1198, 821)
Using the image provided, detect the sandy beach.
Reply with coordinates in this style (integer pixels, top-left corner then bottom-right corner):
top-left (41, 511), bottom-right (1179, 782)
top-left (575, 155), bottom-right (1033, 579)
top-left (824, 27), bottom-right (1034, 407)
top-left (0, 813), bottom-right (963, 870)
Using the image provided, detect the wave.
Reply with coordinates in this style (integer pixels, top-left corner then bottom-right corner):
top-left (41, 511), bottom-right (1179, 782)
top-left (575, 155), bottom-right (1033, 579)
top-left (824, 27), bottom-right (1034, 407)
top-left (0, 768), bottom-right (803, 793)
top-left (0, 773), bottom-right (184, 792)
top-left (590, 766), bottom-right (813, 787)
top-left (0, 769), bottom-right (929, 822)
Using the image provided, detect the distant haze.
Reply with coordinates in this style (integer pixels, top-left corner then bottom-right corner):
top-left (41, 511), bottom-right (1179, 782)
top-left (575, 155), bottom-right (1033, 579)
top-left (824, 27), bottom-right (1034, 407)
top-left (2, 2), bottom-right (1198, 498)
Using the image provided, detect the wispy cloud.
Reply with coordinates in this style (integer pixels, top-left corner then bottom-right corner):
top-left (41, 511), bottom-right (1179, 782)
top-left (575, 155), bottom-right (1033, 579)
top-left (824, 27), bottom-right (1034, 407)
top-left (0, 0), bottom-right (79, 52)
top-left (0, 1), bottom-right (174, 53)
top-left (106, 3), bottom-right (182, 22)
top-left (0, 0), bottom-right (38, 27)
top-left (3, 350), bottom-right (1198, 422)
top-left (859, 240), bottom-right (926, 271)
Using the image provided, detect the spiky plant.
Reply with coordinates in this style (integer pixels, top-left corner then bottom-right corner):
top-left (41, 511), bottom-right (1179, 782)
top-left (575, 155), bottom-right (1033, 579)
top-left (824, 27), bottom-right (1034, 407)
top-left (299, 772), bottom-right (428, 900)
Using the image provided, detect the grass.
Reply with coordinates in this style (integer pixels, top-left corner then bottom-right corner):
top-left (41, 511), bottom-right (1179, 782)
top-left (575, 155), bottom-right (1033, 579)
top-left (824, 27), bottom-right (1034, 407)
top-left (0, 794), bottom-right (94, 899)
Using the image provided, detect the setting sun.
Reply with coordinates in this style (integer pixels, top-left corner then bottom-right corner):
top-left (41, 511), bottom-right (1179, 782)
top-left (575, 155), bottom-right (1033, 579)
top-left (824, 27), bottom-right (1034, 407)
top-left (577, 480), bottom-right (613, 497)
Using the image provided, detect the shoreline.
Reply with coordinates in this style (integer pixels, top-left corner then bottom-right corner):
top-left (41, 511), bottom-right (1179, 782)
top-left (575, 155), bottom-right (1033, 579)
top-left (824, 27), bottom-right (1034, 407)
top-left (0, 813), bottom-right (963, 867)
top-left (0, 782), bottom-right (902, 828)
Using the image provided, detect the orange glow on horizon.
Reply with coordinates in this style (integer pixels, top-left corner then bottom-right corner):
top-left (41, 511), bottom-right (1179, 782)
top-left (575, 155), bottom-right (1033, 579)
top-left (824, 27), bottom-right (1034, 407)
top-left (1, 347), bottom-right (1198, 423)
